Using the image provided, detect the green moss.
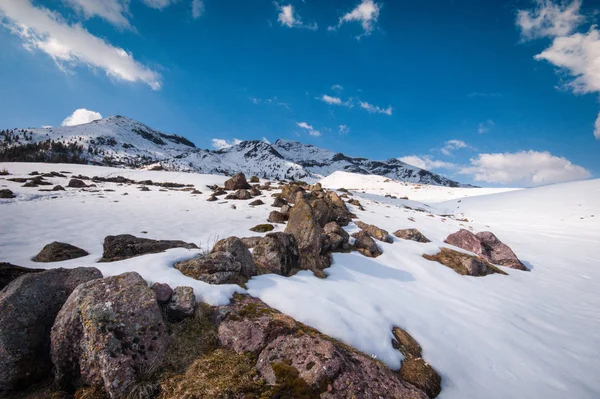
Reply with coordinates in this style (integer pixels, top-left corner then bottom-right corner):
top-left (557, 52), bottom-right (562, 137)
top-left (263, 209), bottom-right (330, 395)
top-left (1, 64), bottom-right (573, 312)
top-left (250, 224), bottom-right (275, 233)
top-left (267, 361), bottom-right (319, 399)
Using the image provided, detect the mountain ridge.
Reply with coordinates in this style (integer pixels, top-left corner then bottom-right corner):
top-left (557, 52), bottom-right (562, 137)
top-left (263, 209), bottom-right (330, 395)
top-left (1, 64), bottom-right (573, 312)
top-left (0, 115), bottom-right (472, 187)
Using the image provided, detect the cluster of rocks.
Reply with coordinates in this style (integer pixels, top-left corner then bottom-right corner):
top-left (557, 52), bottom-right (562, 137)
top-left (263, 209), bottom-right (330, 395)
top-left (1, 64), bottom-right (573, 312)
top-left (206, 172), bottom-right (271, 202)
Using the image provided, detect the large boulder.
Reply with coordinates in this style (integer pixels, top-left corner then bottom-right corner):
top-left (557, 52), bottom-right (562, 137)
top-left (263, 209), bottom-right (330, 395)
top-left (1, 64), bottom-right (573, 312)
top-left (323, 222), bottom-right (351, 252)
top-left (352, 231), bottom-right (382, 258)
top-left (356, 221), bottom-right (393, 243)
top-left (284, 199), bottom-right (326, 271)
top-left (0, 189), bottom-right (15, 199)
top-left (51, 272), bottom-right (169, 398)
top-left (67, 178), bottom-right (87, 188)
top-left (99, 234), bottom-right (198, 262)
top-left (0, 262), bottom-right (43, 290)
top-left (267, 210), bottom-right (288, 224)
top-left (174, 252), bottom-right (247, 285)
top-left (240, 236), bottom-right (262, 249)
top-left (32, 242), bottom-right (89, 263)
top-left (151, 282), bottom-right (173, 303)
top-left (446, 230), bottom-right (527, 271)
top-left (0, 268), bottom-right (102, 390)
top-left (423, 248), bottom-right (507, 276)
top-left (252, 232), bottom-right (300, 276)
top-left (166, 286), bottom-right (196, 321)
top-left (279, 184), bottom-right (305, 204)
top-left (225, 189), bottom-right (252, 200)
top-left (211, 237), bottom-right (257, 278)
top-left (224, 172), bottom-right (251, 191)
top-left (394, 228), bottom-right (431, 243)
top-left (324, 191), bottom-right (353, 226)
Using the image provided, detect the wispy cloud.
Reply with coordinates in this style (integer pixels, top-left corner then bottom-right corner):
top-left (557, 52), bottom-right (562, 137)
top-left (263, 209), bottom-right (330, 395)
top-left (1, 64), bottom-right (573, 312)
top-left (62, 108), bottom-right (102, 126)
top-left (459, 150), bottom-right (591, 186)
top-left (191, 0), bottom-right (205, 19)
top-left (62, 0), bottom-right (131, 29)
top-left (331, 84), bottom-right (344, 92)
top-left (250, 96), bottom-right (291, 110)
top-left (297, 121), bottom-right (321, 137)
top-left (141, 0), bottom-right (178, 10)
top-left (359, 100), bottom-right (392, 115)
top-left (338, 124), bottom-right (350, 134)
top-left (319, 94), bottom-right (352, 107)
top-left (329, 0), bottom-right (381, 39)
top-left (516, 0), bottom-right (583, 40)
top-left (0, 0), bottom-right (162, 90)
top-left (478, 120), bottom-right (495, 134)
top-left (212, 138), bottom-right (242, 150)
top-left (399, 155), bottom-right (456, 171)
top-left (441, 139), bottom-right (469, 156)
top-left (275, 3), bottom-right (317, 30)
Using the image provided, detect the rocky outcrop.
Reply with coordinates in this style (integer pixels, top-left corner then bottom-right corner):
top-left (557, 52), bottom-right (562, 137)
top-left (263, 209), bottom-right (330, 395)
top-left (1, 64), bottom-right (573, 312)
top-left (175, 252), bottom-right (248, 285)
top-left (272, 197), bottom-right (287, 207)
top-left (323, 222), bottom-right (351, 252)
top-left (212, 237), bottom-right (257, 278)
top-left (356, 221), bottom-right (393, 243)
top-left (32, 242), bottom-right (89, 262)
top-left (352, 231), bottom-right (382, 258)
top-left (224, 172), bottom-right (251, 191)
top-left (241, 236), bottom-right (262, 249)
top-left (166, 286), bottom-right (196, 321)
top-left (0, 189), bottom-right (15, 199)
top-left (0, 262), bottom-right (43, 290)
top-left (423, 248), bottom-right (507, 276)
top-left (285, 199), bottom-right (328, 271)
top-left (67, 178), bottom-right (87, 188)
top-left (267, 210), bottom-right (288, 224)
top-left (394, 228), bottom-right (431, 243)
top-left (225, 189), bottom-right (252, 200)
top-left (51, 272), bottom-right (169, 398)
top-left (445, 229), bottom-right (527, 271)
top-left (279, 184), bottom-right (305, 204)
top-left (99, 234), bottom-right (198, 262)
top-left (0, 268), bottom-right (102, 390)
top-left (251, 232), bottom-right (300, 276)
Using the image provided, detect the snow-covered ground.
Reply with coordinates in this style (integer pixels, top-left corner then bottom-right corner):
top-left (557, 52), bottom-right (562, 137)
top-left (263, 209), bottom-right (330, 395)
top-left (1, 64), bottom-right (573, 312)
top-left (1, 163), bottom-right (599, 399)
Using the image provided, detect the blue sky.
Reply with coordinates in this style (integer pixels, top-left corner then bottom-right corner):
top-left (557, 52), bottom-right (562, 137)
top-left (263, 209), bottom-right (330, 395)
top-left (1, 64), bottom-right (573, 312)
top-left (0, 0), bottom-right (599, 187)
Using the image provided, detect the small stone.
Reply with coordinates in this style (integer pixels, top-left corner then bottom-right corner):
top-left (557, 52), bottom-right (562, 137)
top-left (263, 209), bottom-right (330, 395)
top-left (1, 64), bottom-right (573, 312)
top-left (167, 286), bottom-right (195, 321)
top-left (151, 282), bottom-right (173, 303)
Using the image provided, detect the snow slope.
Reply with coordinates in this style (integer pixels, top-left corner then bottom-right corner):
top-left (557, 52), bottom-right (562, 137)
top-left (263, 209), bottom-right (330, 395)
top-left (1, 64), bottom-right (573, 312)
top-left (1, 163), bottom-right (598, 399)
top-left (1, 116), bottom-right (468, 186)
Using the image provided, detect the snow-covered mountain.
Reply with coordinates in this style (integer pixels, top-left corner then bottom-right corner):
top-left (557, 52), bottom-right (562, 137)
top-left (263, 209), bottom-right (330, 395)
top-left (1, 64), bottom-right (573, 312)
top-left (0, 115), bottom-right (469, 186)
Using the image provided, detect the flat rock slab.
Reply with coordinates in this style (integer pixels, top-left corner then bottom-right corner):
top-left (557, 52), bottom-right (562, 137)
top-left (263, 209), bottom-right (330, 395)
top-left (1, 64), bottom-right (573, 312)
top-left (99, 234), bottom-right (198, 262)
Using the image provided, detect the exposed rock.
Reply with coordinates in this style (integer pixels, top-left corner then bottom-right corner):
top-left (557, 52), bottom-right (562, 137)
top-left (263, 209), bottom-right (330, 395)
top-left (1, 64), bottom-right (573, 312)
top-left (348, 198), bottom-right (362, 207)
top-left (190, 189), bottom-right (202, 195)
top-left (52, 185), bottom-right (65, 191)
top-left (279, 184), bottom-right (305, 204)
top-left (267, 210), bottom-right (288, 224)
top-left (285, 199), bottom-right (326, 271)
top-left (394, 228), bottom-right (431, 243)
top-left (423, 248), bottom-right (507, 276)
top-left (212, 187), bottom-right (227, 196)
top-left (252, 232), bottom-right (299, 276)
top-left (224, 172), bottom-right (251, 191)
top-left (139, 186), bottom-right (151, 192)
top-left (212, 236), bottom-right (257, 278)
top-left (166, 286), bottom-right (196, 321)
top-left (249, 176), bottom-right (260, 183)
top-left (250, 188), bottom-right (262, 197)
top-left (175, 252), bottom-right (247, 285)
top-left (445, 229), bottom-right (527, 271)
top-left (99, 234), bottom-right (197, 262)
top-left (151, 282), bottom-right (173, 303)
top-left (67, 178), bottom-right (87, 188)
top-left (392, 327), bottom-right (422, 358)
top-left (225, 189), bottom-right (252, 200)
top-left (0, 268), bottom-right (102, 390)
top-left (0, 262), bottom-right (44, 290)
top-left (399, 358), bottom-right (441, 399)
top-left (356, 221), bottom-right (393, 243)
top-left (352, 231), bottom-right (382, 257)
top-left (324, 191), bottom-right (353, 226)
top-left (0, 189), bottom-right (16, 199)
top-left (249, 199), bottom-right (264, 206)
top-left (310, 198), bottom-right (331, 227)
top-left (32, 242), bottom-right (89, 262)
top-left (250, 224), bottom-right (275, 233)
top-left (280, 204), bottom-right (291, 215)
top-left (206, 195), bottom-right (217, 202)
top-left (241, 236), bottom-right (262, 249)
top-left (51, 272), bottom-right (168, 398)
top-left (323, 222), bottom-right (350, 252)
top-left (272, 197), bottom-right (287, 207)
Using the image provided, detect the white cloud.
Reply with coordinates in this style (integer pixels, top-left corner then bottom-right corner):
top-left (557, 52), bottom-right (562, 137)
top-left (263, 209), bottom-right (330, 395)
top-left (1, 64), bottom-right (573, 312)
top-left (62, 0), bottom-right (131, 29)
top-left (478, 119), bottom-right (495, 134)
top-left (276, 3), bottom-right (317, 30)
top-left (331, 84), bottom-right (343, 92)
top-left (359, 101), bottom-right (392, 115)
top-left (61, 108), bottom-right (102, 126)
top-left (141, 0), bottom-right (178, 10)
top-left (516, 0), bottom-right (583, 40)
top-left (262, 137), bottom-right (271, 144)
top-left (297, 121), bottom-right (321, 137)
top-left (330, 0), bottom-right (381, 39)
top-left (441, 139), bottom-right (469, 156)
top-left (595, 112), bottom-right (600, 139)
top-left (212, 138), bottom-right (242, 150)
top-left (338, 124), bottom-right (350, 134)
top-left (191, 0), bottom-right (205, 19)
top-left (399, 155), bottom-right (456, 171)
top-left (0, 0), bottom-right (162, 90)
top-left (459, 150), bottom-right (591, 186)
top-left (319, 94), bottom-right (352, 107)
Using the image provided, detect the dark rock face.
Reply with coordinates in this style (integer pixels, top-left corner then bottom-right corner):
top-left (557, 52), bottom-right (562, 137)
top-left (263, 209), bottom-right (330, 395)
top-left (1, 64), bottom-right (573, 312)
top-left (216, 295), bottom-right (428, 399)
top-left (252, 232), bottom-right (300, 276)
top-left (174, 252), bottom-right (247, 285)
top-left (323, 222), bottom-right (350, 252)
top-left (166, 286), bottom-right (196, 321)
top-left (323, 191), bottom-right (353, 226)
top-left (0, 268), bottom-right (102, 390)
top-left (32, 242), bottom-right (89, 263)
top-left (52, 185), bottom-right (65, 191)
top-left (212, 237), bottom-right (257, 279)
top-left (352, 231), bottom-right (382, 258)
top-left (284, 199), bottom-right (327, 272)
top-left (267, 210), bottom-right (288, 224)
top-left (250, 224), bottom-right (275, 233)
top-left (224, 172), bottom-right (251, 191)
top-left (0, 262), bottom-right (43, 290)
top-left (249, 199), bottom-right (264, 206)
top-left (445, 230), bottom-right (527, 271)
top-left (151, 282), bottom-right (173, 303)
top-left (423, 248), bottom-right (507, 276)
top-left (67, 178), bottom-right (87, 188)
top-left (0, 189), bottom-right (16, 199)
top-left (394, 228), bottom-right (431, 243)
top-left (272, 197), bottom-right (287, 207)
top-left (225, 189), bottom-right (252, 200)
top-left (206, 195), bottom-right (217, 202)
top-left (51, 272), bottom-right (168, 398)
top-left (356, 221), bottom-right (393, 243)
top-left (99, 234), bottom-right (198, 262)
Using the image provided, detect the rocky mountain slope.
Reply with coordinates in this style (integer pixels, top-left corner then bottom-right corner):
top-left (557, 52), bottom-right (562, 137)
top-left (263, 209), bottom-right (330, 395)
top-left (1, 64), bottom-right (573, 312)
top-left (0, 115), bottom-right (469, 186)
